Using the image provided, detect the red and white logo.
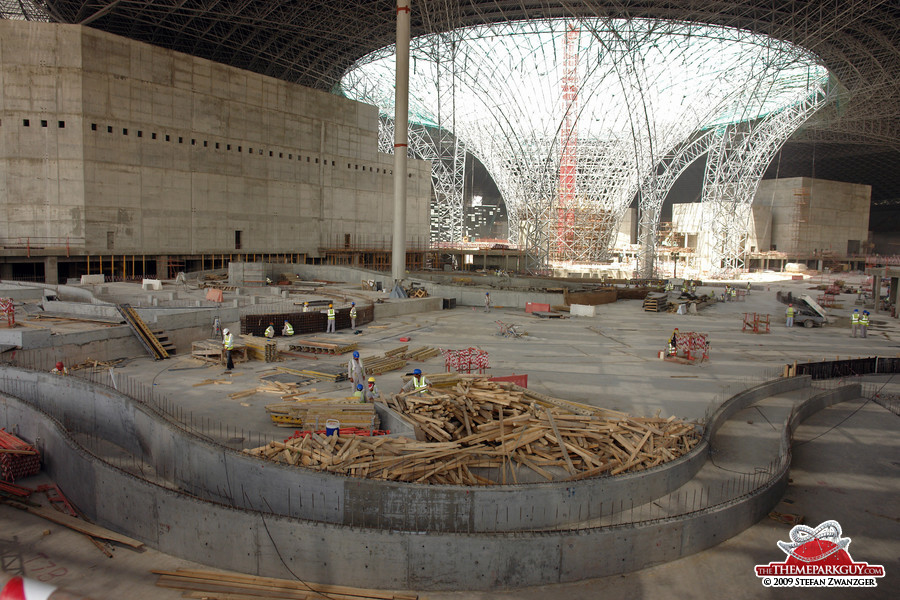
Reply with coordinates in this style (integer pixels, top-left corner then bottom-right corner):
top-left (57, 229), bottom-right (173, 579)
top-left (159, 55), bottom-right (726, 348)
top-left (755, 520), bottom-right (885, 587)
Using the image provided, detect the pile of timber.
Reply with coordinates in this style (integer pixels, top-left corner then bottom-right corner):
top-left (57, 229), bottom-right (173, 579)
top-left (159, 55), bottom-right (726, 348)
top-left (363, 354), bottom-right (407, 375)
top-left (642, 292), bottom-right (669, 312)
top-left (246, 377), bottom-right (700, 484)
top-left (289, 337), bottom-right (358, 355)
top-left (155, 568), bottom-right (417, 600)
top-left (265, 400), bottom-right (378, 430)
top-left (404, 346), bottom-right (440, 361)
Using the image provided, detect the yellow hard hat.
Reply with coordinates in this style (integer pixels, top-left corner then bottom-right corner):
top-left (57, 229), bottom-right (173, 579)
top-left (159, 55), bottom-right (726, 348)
top-left (368, 377), bottom-right (375, 383)
top-left (329, 303), bottom-right (333, 307)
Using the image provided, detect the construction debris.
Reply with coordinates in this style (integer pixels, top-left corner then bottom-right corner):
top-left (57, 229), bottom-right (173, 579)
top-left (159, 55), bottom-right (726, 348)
top-left (245, 377), bottom-right (700, 485)
top-left (154, 568), bottom-right (418, 600)
top-left (67, 358), bottom-right (124, 372)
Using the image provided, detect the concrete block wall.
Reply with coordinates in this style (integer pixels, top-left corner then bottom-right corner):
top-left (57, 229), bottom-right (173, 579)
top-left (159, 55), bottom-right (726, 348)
top-left (757, 177), bottom-right (871, 255)
top-left (0, 20), bottom-right (431, 258)
top-left (0, 22), bottom-right (86, 245)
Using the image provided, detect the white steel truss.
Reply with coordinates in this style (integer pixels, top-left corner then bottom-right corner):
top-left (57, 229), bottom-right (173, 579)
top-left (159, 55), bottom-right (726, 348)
top-left (341, 18), bottom-right (827, 269)
top-left (700, 79), bottom-right (833, 275)
top-left (636, 129), bottom-right (718, 278)
top-left (378, 116), bottom-right (466, 243)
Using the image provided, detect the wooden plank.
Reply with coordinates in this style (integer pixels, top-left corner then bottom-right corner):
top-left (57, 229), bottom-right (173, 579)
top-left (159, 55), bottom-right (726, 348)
top-left (544, 408), bottom-right (576, 475)
top-left (7, 502), bottom-right (144, 548)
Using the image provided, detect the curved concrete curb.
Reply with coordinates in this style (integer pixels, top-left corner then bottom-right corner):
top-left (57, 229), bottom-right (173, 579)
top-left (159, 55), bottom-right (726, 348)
top-left (0, 368), bottom-right (864, 589)
top-left (0, 366), bottom-right (710, 532)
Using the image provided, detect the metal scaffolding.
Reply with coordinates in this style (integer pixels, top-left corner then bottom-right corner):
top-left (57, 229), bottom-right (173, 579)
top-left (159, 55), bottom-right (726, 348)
top-left (341, 18), bottom-right (827, 269)
top-left (699, 80), bottom-right (833, 275)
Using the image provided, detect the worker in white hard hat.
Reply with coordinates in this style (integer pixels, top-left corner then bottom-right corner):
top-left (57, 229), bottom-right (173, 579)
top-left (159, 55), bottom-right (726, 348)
top-left (222, 328), bottom-right (235, 370)
top-left (350, 302), bottom-right (358, 329)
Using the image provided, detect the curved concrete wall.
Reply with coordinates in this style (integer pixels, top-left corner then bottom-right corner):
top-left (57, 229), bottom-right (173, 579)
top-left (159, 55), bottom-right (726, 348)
top-left (2, 378), bottom-right (858, 590)
top-left (0, 367), bottom-right (708, 532)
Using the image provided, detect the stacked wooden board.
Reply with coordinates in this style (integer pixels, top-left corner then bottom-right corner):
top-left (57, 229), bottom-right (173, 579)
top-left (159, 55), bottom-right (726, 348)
top-left (265, 400), bottom-right (378, 430)
top-left (642, 292), bottom-right (669, 312)
top-left (155, 568), bottom-right (417, 600)
top-left (246, 377), bottom-right (700, 484)
top-left (289, 337), bottom-right (358, 355)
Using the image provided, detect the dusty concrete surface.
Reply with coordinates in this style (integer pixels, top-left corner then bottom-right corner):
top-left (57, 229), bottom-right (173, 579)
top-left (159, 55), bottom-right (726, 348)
top-left (2, 273), bottom-right (899, 597)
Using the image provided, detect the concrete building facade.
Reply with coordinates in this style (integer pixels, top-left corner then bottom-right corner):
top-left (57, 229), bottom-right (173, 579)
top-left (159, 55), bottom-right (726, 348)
top-left (0, 21), bottom-right (431, 283)
top-left (671, 176), bottom-right (871, 270)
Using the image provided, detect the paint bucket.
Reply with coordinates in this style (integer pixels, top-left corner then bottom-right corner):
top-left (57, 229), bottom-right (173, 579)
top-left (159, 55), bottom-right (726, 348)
top-left (325, 419), bottom-right (340, 436)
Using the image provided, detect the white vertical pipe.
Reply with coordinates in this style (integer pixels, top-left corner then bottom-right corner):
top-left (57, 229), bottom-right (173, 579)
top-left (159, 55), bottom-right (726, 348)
top-left (392, 0), bottom-right (411, 283)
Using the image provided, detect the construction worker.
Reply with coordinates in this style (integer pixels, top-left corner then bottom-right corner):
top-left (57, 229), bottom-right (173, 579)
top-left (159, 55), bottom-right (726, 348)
top-left (347, 350), bottom-right (365, 388)
top-left (484, 292), bottom-right (492, 313)
top-left (51, 361), bottom-right (68, 375)
top-left (223, 328), bottom-right (234, 371)
top-left (860, 310), bottom-right (870, 338)
top-left (264, 323), bottom-right (275, 338)
top-left (851, 308), bottom-right (860, 337)
top-left (785, 304), bottom-right (795, 327)
top-left (326, 303), bottom-right (336, 333)
top-left (746, 281), bottom-right (751, 295)
top-left (350, 302), bottom-right (357, 329)
top-left (212, 315), bottom-right (222, 338)
top-left (402, 368), bottom-right (429, 394)
top-left (730, 287), bottom-right (737, 301)
top-left (365, 376), bottom-right (380, 402)
top-left (282, 319), bottom-right (293, 336)
top-left (352, 383), bottom-right (365, 402)
top-left (667, 328), bottom-right (679, 357)
top-left (664, 280), bottom-right (672, 293)
top-left (303, 301), bottom-right (310, 312)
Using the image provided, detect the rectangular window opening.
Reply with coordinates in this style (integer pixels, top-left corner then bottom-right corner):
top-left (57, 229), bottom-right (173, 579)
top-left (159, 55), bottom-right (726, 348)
top-left (234, 230), bottom-right (242, 250)
top-left (23, 119), bottom-right (30, 127)
top-left (41, 120), bottom-right (48, 127)
top-left (122, 128), bottom-right (127, 135)
top-left (58, 121), bottom-right (65, 128)
top-left (91, 123), bottom-right (97, 131)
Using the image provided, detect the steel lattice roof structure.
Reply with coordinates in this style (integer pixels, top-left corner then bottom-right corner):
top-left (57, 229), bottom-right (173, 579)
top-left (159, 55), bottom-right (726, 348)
top-left (4, 0), bottom-right (899, 205)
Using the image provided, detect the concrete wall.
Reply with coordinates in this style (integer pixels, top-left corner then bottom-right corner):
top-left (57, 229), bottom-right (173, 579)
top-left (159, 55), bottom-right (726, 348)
top-left (0, 371), bottom-right (859, 590)
top-left (756, 177), bottom-right (871, 255)
top-left (0, 20), bottom-right (431, 257)
top-left (0, 367), bottom-right (707, 533)
top-left (673, 202), bottom-right (771, 254)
